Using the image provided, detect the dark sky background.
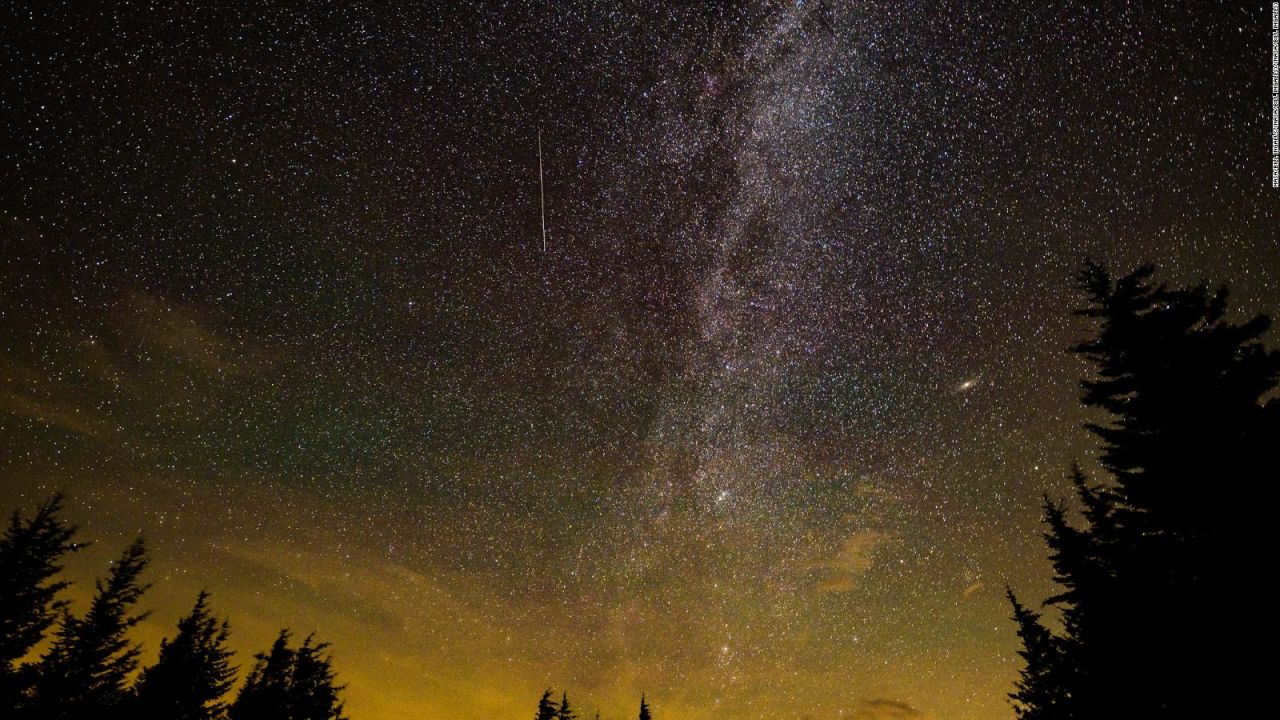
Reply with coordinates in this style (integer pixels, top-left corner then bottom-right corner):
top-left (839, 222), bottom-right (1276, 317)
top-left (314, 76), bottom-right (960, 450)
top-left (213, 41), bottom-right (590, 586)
top-left (1, 2), bottom-right (1276, 719)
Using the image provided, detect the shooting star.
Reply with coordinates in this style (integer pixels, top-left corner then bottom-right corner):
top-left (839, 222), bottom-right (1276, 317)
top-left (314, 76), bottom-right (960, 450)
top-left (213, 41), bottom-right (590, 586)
top-left (538, 129), bottom-right (547, 252)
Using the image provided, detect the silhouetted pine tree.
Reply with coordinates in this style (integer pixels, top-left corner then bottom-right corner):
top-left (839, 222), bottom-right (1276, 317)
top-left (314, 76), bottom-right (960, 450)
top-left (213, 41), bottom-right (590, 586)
top-left (535, 689), bottom-right (559, 720)
top-left (0, 498), bottom-right (356, 719)
top-left (229, 631), bottom-right (293, 720)
top-left (30, 538), bottom-right (150, 719)
top-left (1007, 590), bottom-right (1067, 720)
top-left (638, 694), bottom-right (651, 720)
top-left (229, 630), bottom-right (347, 720)
top-left (290, 635), bottom-right (346, 720)
top-left (132, 591), bottom-right (236, 720)
top-left (1010, 262), bottom-right (1280, 718)
top-left (0, 494), bottom-right (81, 710)
top-left (557, 691), bottom-right (576, 720)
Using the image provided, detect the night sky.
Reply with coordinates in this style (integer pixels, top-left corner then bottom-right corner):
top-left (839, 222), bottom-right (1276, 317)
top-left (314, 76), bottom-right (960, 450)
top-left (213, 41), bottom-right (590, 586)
top-left (1, 2), bottom-right (1276, 719)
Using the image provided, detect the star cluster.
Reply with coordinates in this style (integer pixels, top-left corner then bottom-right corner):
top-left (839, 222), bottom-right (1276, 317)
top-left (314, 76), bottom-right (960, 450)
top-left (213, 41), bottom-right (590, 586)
top-left (1, 2), bottom-right (1275, 719)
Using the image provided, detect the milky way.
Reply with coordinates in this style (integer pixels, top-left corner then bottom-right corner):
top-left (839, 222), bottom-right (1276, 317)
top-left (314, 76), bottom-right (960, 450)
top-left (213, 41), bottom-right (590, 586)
top-left (1, 2), bottom-right (1276, 719)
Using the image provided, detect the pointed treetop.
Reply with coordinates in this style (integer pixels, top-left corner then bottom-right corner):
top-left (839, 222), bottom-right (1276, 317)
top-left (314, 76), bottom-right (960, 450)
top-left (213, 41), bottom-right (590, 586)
top-left (558, 690), bottom-right (576, 720)
top-left (535, 688), bottom-right (559, 720)
top-left (32, 536), bottom-right (150, 714)
top-left (134, 590), bottom-right (236, 720)
top-left (0, 492), bottom-right (83, 669)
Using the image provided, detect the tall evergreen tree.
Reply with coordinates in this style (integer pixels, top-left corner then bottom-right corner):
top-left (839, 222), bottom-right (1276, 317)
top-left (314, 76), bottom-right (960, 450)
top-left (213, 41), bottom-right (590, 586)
top-left (229, 631), bottom-right (294, 720)
top-left (290, 635), bottom-right (346, 720)
top-left (0, 494), bottom-right (81, 710)
top-left (229, 630), bottom-right (347, 720)
top-left (30, 537), bottom-right (150, 719)
top-left (638, 694), bottom-right (651, 720)
top-left (1009, 262), bottom-right (1280, 718)
top-left (1006, 590), bottom-right (1067, 720)
top-left (133, 591), bottom-right (236, 720)
top-left (535, 689), bottom-right (559, 720)
top-left (557, 691), bottom-right (576, 720)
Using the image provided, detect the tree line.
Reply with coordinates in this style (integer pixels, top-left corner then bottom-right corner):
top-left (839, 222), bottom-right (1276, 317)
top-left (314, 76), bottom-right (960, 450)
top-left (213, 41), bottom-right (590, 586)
top-left (0, 496), bottom-right (348, 720)
top-left (532, 688), bottom-right (652, 720)
top-left (1007, 262), bottom-right (1276, 718)
top-left (4, 260), bottom-right (1266, 719)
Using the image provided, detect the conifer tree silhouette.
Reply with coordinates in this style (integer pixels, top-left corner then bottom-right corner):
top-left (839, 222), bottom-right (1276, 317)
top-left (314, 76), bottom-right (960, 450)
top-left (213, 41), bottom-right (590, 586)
top-left (1009, 262), bottom-right (1280, 718)
top-left (0, 493), bottom-right (81, 710)
top-left (30, 537), bottom-right (149, 719)
top-left (535, 688), bottom-right (559, 720)
top-left (228, 630), bottom-right (347, 720)
top-left (557, 691), bottom-right (576, 720)
top-left (638, 694), bottom-right (652, 720)
top-left (0, 498), bottom-right (356, 719)
top-left (1006, 590), bottom-right (1067, 720)
top-left (133, 591), bottom-right (236, 720)
top-left (229, 630), bottom-right (294, 720)
top-left (290, 635), bottom-right (346, 720)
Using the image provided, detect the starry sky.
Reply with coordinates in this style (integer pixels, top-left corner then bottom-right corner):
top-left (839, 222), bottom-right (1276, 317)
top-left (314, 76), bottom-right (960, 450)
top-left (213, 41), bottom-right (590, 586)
top-left (1, 2), bottom-right (1277, 719)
